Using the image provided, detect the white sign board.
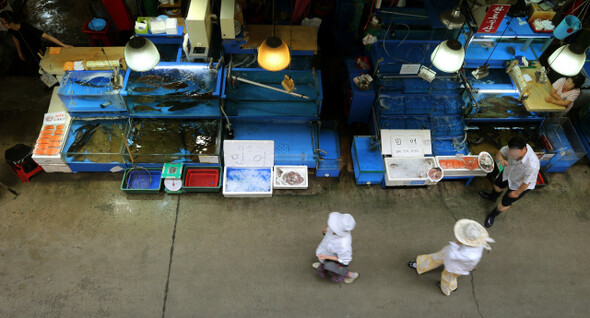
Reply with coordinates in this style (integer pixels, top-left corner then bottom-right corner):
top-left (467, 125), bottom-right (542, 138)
top-left (380, 129), bottom-right (432, 157)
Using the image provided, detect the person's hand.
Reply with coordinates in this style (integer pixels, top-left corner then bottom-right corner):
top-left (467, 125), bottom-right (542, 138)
top-left (499, 159), bottom-right (508, 167)
top-left (508, 191), bottom-right (520, 198)
top-left (317, 255), bottom-right (328, 260)
top-left (545, 96), bottom-right (552, 102)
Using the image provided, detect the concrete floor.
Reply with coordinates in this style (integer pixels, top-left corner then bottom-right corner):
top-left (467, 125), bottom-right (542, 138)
top-left (1, 77), bottom-right (590, 317)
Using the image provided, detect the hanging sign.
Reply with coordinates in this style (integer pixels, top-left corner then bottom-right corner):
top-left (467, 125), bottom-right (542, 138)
top-left (477, 4), bottom-right (511, 33)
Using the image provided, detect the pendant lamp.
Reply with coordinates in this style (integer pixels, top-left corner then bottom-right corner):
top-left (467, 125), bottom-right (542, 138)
top-left (548, 44), bottom-right (586, 76)
top-left (124, 36), bottom-right (160, 72)
top-left (257, 0), bottom-right (290, 71)
top-left (431, 39), bottom-right (465, 73)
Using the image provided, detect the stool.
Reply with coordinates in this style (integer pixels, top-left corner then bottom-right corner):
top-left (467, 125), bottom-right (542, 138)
top-left (82, 19), bottom-right (113, 47)
top-left (5, 144), bottom-right (44, 183)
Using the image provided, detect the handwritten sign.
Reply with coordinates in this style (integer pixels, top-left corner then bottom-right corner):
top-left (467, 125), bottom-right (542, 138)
top-left (391, 136), bottom-right (423, 157)
top-left (477, 4), bottom-right (511, 34)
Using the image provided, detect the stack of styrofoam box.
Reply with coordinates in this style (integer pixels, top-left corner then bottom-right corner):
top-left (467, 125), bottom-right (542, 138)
top-left (166, 18), bottom-right (178, 35)
top-left (32, 112), bottom-right (73, 173)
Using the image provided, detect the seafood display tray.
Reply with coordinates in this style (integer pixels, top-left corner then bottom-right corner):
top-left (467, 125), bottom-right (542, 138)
top-left (273, 166), bottom-right (308, 189)
top-left (182, 166), bottom-right (222, 193)
top-left (384, 157), bottom-right (439, 186)
top-left (435, 155), bottom-right (489, 177)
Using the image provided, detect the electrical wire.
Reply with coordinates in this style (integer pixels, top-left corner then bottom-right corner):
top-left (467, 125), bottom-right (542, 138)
top-left (363, 0), bottom-right (377, 31)
top-left (481, 18), bottom-right (512, 67)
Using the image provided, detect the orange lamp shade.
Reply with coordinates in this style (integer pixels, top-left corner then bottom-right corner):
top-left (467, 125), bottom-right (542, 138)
top-left (257, 37), bottom-right (291, 71)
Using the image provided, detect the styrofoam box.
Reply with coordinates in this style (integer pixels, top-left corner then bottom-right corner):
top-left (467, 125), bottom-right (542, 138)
top-left (384, 157), bottom-right (438, 186)
top-left (222, 140), bottom-right (275, 198)
top-left (222, 167), bottom-right (273, 197)
top-left (150, 19), bottom-right (166, 34)
top-left (32, 112), bottom-right (72, 165)
top-left (166, 18), bottom-right (178, 35)
top-left (40, 164), bottom-right (72, 173)
top-left (435, 155), bottom-right (488, 177)
top-left (273, 166), bottom-right (308, 189)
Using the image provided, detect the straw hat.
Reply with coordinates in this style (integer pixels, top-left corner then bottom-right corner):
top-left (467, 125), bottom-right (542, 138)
top-left (454, 219), bottom-right (495, 250)
top-left (328, 212), bottom-right (356, 237)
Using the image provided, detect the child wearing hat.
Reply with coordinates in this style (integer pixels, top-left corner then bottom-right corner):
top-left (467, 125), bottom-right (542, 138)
top-left (408, 219), bottom-right (494, 295)
top-left (313, 212), bottom-right (359, 284)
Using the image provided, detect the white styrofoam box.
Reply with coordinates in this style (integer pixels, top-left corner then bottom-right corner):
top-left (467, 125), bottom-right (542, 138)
top-left (165, 18), bottom-right (178, 35)
top-left (40, 164), bottom-right (72, 173)
top-left (273, 166), bottom-right (308, 189)
top-left (32, 112), bottom-right (72, 165)
top-left (222, 140), bottom-right (274, 198)
top-left (380, 129), bottom-right (432, 157)
top-left (384, 157), bottom-right (438, 187)
top-left (149, 19), bottom-right (166, 34)
top-left (222, 166), bottom-right (273, 197)
top-left (435, 155), bottom-right (488, 177)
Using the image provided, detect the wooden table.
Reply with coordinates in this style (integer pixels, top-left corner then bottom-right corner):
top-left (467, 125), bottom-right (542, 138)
top-left (243, 25), bottom-right (318, 53)
top-left (40, 47), bottom-right (126, 77)
top-left (508, 61), bottom-right (566, 112)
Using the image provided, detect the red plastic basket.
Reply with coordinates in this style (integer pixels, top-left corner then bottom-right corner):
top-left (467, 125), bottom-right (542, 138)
top-left (184, 169), bottom-right (219, 187)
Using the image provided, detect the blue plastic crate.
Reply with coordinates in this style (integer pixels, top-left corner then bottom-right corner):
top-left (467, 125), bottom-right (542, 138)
top-left (352, 136), bottom-right (384, 185)
top-left (316, 159), bottom-right (341, 177)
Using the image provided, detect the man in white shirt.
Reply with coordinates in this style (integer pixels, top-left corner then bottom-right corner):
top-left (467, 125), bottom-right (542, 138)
top-left (408, 219), bottom-right (494, 296)
top-left (480, 135), bottom-right (540, 228)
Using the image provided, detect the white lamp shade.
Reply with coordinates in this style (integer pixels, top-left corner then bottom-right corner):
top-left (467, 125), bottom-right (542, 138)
top-left (257, 37), bottom-right (291, 71)
top-left (124, 36), bottom-right (160, 72)
top-left (431, 40), bottom-right (465, 73)
top-left (548, 44), bottom-right (586, 76)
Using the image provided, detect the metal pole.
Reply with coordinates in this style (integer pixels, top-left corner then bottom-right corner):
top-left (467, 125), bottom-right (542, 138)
top-left (230, 75), bottom-right (310, 99)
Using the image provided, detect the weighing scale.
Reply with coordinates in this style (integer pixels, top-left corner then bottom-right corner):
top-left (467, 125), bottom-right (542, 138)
top-left (162, 162), bottom-right (184, 193)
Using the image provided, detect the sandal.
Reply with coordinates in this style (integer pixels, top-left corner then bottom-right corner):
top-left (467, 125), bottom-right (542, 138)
top-left (408, 261), bottom-right (417, 269)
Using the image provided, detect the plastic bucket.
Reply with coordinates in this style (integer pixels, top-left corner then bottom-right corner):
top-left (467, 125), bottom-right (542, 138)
top-left (553, 15), bottom-right (582, 40)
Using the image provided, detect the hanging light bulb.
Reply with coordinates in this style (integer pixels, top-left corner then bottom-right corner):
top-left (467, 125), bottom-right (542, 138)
top-left (124, 36), bottom-right (160, 72)
top-left (257, 36), bottom-right (291, 71)
top-left (431, 39), bottom-right (465, 73)
top-left (548, 44), bottom-right (586, 76)
top-left (257, 0), bottom-right (291, 71)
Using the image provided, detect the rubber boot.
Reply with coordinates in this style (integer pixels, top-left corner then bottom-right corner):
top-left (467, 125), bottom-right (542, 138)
top-left (485, 208), bottom-right (501, 228)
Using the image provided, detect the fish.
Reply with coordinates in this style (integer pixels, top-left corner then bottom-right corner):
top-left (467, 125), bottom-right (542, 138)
top-left (74, 76), bottom-right (111, 88)
top-left (134, 105), bottom-right (162, 112)
top-left (168, 102), bottom-right (199, 112)
top-left (160, 81), bottom-right (188, 90)
top-left (132, 86), bottom-right (159, 93)
top-left (135, 74), bottom-right (164, 83)
top-left (67, 123), bottom-right (99, 155)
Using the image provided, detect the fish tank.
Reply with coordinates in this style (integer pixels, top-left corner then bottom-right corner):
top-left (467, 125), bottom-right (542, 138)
top-left (122, 118), bottom-right (222, 165)
top-left (121, 62), bottom-right (222, 118)
top-left (62, 118), bottom-right (128, 172)
top-left (222, 68), bottom-right (322, 118)
top-left (58, 70), bottom-right (127, 116)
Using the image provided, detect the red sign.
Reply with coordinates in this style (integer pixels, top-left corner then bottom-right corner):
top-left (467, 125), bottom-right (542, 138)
top-left (477, 4), bottom-right (511, 33)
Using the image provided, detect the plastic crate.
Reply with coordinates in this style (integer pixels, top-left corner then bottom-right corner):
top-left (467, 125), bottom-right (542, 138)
top-left (352, 136), bottom-right (384, 185)
top-left (121, 168), bottom-right (162, 193)
top-left (182, 167), bottom-right (222, 192)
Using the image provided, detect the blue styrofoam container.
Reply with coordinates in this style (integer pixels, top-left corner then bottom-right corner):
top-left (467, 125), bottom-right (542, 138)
top-left (352, 136), bottom-right (384, 185)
